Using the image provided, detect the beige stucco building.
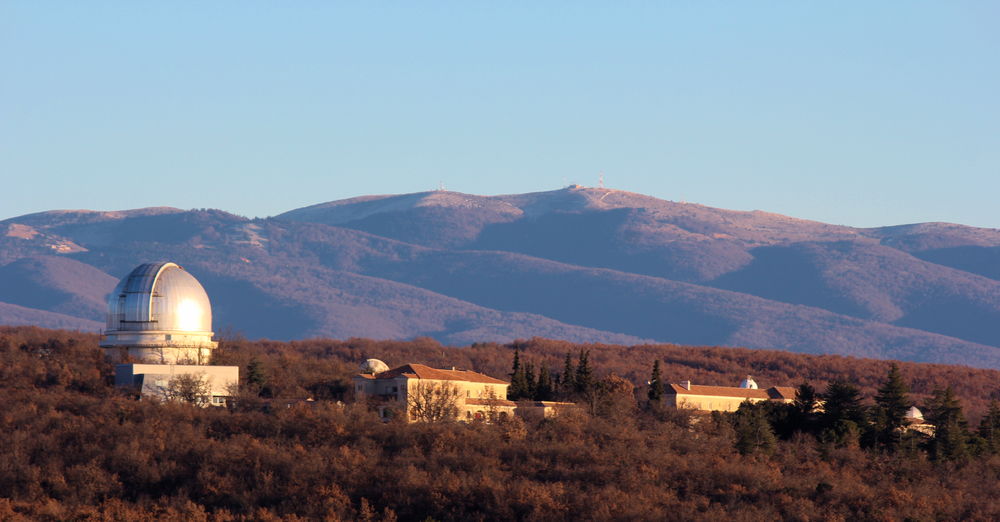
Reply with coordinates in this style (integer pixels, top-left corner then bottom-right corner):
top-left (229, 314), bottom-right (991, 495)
top-left (665, 376), bottom-right (796, 412)
top-left (353, 361), bottom-right (573, 422)
top-left (354, 362), bottom-right (516, 422)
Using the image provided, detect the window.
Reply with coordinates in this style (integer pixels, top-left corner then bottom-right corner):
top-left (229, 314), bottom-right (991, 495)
top-left (467, 390), bottom-right (471, 397)
top-left (391, 386), bottom-right (398, 393)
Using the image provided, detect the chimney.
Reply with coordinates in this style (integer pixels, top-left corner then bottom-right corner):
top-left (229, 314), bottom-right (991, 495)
top-left (681, 380), bottom-right (691, 390)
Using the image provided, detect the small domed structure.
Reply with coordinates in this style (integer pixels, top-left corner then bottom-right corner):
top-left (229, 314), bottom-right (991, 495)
top-left (739, 375), bottom-right (758, 389)
top-left (360, 358), bottom-right (390, 374)
top-left (101, 262), bottom-right (217, 364)
top-left (905, 406), bottom-right (924, 421)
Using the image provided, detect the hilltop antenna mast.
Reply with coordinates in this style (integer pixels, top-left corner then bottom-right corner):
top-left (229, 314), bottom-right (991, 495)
top-left (598, 173), bottom-right (605, 189)
top-left (438, 181), bottom-right (445, 191)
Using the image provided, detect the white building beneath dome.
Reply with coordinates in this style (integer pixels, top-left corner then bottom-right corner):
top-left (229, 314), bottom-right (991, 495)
top-left (103, 262), bottom-right (237, 405)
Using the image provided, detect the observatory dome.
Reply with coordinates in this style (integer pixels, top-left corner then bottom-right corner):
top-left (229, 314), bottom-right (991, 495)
top-left (905, 406), bottom-right (924, 421)
top-left (101, 262), bottom-right (217, 364)
top-left (360, 358), bottom-right (390, 374)
top-left (739, 375), bottom-right (758, 389)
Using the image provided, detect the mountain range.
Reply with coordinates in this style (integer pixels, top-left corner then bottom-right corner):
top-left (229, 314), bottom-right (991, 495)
top-left (2, 187), bottom-right (999, 367)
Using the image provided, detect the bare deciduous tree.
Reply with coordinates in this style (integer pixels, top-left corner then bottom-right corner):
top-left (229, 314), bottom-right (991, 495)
top-left (406, 381), bottom-right (460, 422)
top-left (162, 373), bottom-right (212, 406)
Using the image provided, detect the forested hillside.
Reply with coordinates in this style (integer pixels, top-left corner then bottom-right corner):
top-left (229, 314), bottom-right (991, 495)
top-left (5, 326), bottom-right (1000, 520)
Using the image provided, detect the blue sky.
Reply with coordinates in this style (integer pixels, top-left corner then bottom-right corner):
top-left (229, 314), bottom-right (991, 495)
top-left (3, 2), bottom-right (998, 228)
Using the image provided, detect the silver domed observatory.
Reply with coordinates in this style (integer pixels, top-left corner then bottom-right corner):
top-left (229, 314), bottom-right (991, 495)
top-left (101, 262), bottom-right (218, 364)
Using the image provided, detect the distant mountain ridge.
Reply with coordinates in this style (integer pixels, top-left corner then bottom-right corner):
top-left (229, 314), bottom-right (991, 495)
top-left (3, 186), bottom-right (999, 367)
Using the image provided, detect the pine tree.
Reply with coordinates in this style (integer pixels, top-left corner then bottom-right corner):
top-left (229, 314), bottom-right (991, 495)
top-left (647, 360), bottom-right (664, 405)
top-left (979, 400), bottom-right (1000, 454)
top-left (535, 365), bottom-right (553, 401)
top-left (871, 363), bottom-right (912, 452)
top-left (560, 352), bottom-right (576, 396)
top-left (820, 380), bottom-right (866, 446)
top-left (524, 362), bottom-right (537, 401)
top-left (791, 382), bottom-right (820, 435)
top-left (733, 401), bottom-right (777, 455)
top-left (508, 349), bottom-right (528, 400)
top-left (926, 386), bottom-right (972, 461)
top-left (574, 350), bottom-right (593, 395)
top-left (246, 358), bottom-right (267, 390)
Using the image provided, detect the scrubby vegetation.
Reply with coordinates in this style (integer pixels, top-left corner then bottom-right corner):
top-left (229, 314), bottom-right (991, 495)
top-left (5, 326), bottom-right (1000, 520)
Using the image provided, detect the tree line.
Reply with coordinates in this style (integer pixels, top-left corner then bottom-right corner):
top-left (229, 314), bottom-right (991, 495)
top-left (6, 326), bottom-right (1000, 519)
top-left (713, 363), bottom-right (1000, 462)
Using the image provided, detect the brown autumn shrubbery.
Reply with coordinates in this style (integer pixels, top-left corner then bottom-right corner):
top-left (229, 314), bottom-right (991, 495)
top-left (4, 326), bottom-right (1000, 520)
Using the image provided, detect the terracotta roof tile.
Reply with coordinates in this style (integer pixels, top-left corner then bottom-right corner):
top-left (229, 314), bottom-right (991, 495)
top-left (366, 364), bottom-right (509, 385)
top-left (768, 386), bottom-right (797, 400)
top-left (668, 383), bottom-right (795, 401)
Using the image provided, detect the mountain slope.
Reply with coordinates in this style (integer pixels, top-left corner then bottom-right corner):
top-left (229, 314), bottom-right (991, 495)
top-left (0, 256), bottom-right (117, 321)
top-left (709, 241), bottom-right (1000, 346)
top-left (0, 301), bottom-right (102, 331)
top-left (2, 187), bottom-right (998, 368)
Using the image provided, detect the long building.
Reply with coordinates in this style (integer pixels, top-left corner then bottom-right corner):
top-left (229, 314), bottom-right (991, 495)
top-left (665, 376), bottom-right (796, 412)
top-left (353, 360), bottom-right (571, 422)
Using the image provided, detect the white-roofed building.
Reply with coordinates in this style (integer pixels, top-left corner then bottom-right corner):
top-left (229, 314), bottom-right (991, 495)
top-left (103, 262), bottom-right (237, 406)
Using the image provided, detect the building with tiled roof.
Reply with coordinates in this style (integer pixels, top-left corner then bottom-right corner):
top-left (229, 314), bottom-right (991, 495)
top-left (353, 361), bottom-right (516, 422)
top-left (665, 376), bottom-right (796, 412)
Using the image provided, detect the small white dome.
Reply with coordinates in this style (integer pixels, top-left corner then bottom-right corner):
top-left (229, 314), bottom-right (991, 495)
top-left (905, 406), bottom-right (924, 420)
top-left (739, 375), bottom-right (758, 389)
top-left (360, 358), bottom-right (389, 374)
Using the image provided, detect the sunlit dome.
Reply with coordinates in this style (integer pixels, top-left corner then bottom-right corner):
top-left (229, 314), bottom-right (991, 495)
top-left (906, 406), bottom-right (924, 420)
top-left (101, 262), bottom-right (217, 364)
top-left (360, 359), bottom-right (390, 374)
top-left (739, 375), bottom-right (758, 389)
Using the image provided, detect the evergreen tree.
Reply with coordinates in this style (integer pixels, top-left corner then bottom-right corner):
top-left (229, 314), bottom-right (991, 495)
top-left (733, 401), bottom-right (777, 456)
top-left (246, 358), bottom-right (267, 390)
top-left (979, 400), bottom-right (1000, 454)
top-left (535, 365), bottom-right (554, 401)
top-left (647, 360), bottom-right (664, 405)
top-left (791, 382), bottom-right (820, 432)
top-left (926, 386), bottom-right (972, 461)
top-left (561, 352), bottom-right (576, 396)
top-left (820, 380), bottom-right (866, 446)
top-left (508, 349), bottom-right (529, 400)
top-left (574, 350), bottom-right (593, 395)
top-left (871, 364), bottom-right (912, 452)
top-left (524, 362), bottom-right (537, 401)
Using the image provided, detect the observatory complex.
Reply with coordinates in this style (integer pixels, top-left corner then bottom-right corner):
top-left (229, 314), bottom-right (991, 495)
top-left (103, 262), bottom-right (237, 405)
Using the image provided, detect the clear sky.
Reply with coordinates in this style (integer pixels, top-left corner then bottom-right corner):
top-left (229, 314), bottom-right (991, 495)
top-left (3, 2), bottom-right (998, 228)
